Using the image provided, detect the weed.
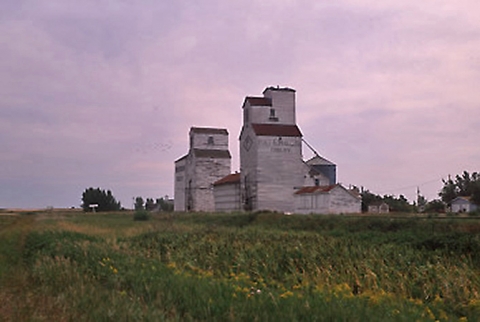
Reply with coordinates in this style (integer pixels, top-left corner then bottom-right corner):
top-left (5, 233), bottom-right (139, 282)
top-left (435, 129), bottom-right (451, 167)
top-left (2, 212), bottom-right (480, 321)
top-left (133, 210), bottom-right (150, 221)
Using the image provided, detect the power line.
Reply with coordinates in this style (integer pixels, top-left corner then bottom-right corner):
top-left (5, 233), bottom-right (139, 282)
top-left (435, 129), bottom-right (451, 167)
top-left (377, 177), bottom-right (442, 195)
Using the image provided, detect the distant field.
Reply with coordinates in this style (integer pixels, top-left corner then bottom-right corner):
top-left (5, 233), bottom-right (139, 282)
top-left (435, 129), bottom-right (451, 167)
top-left (1, 211), bottom-right (479, 321)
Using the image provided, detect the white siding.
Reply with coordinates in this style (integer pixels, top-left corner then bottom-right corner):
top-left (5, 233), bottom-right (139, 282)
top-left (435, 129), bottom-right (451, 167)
top-left (451, 198), bottom-right (477, 213)
top-left (240, 126), bottom-right (259, 210)
top-left (294, 185), bottom-right (361, 214)
top-left (192, 157), bottom-right (231, 212)
top-left (328, 186), bottom-right (361, 214)
top-left (255, 136), bottom-right (304, 212)
top-left (263, 88), bottom-right (296, 125)
top-left (214, 183), bottom-right (241, 212)
top-left (190, 132), bottom-right (229, 151)
top-left (174, 158), bottom-right (186, 211)
top-left (174, 127), bottom-right (231, 212)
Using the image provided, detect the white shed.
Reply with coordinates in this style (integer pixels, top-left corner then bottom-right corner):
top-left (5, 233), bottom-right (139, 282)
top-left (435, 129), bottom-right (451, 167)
top-left (451, 197), bottom-right (478, 213)
top-left (294, 184), bottom-right (361, 214)
top-left (213, 173), bottom-right (242, 212)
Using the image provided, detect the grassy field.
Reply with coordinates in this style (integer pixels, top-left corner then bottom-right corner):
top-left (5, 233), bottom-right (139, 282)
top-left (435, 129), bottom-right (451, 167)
top-left (1, 210), bottom-right (479, 321)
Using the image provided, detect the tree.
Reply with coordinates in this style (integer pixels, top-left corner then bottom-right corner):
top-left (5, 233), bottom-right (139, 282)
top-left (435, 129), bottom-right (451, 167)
top-left (439, 177), bottom-right (457, 205)
top-left (156, 197), bottom-right (174, 212)
top-left (424, 199), bottom-right (446, 213)
top-left (472, 180), bottom-right (480, 206)
top-left (145, 198), bottom-right (155, 211)
top-left (133, 196), bottom-right (174, 212)
top-left (439, 171), bottom-right (480, 205)
top-left (82, 187), bottom-right (121, 212)
top-left (134, 197), bottom-right (144, 211)
top-left (360, 190), bottom-right (414, 213)
top-left (360, 190), bottom-right (382, 212)
top-left (383, 194), bottom-right (413, 212)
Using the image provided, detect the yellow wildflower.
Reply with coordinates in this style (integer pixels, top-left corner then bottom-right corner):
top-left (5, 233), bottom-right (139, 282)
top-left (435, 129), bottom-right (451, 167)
top-left (422, 307), bottom-right (435, 320)
top-left (280, 291), bottom-right (294, 298)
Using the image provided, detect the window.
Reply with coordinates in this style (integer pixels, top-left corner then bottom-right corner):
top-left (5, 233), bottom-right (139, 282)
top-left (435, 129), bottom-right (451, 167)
top-left (207, 136), bottom-right (214, 145)
top-left (269, 108), bottom-right (278, 121)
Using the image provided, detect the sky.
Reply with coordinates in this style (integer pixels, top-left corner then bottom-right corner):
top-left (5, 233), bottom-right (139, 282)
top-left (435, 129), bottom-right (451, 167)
top-left (1, 0), bottom-right (479, 209)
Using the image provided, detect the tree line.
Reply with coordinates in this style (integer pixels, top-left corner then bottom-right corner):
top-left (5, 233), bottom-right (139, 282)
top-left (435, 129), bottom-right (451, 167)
top-left (81, 170), bottom-right (478, 213)
top-left (361, 170), bottom-right (479, 213)
top-left (439, 171), bottom-right (480, 205)
top-left (81, 188), bottom-right (121, 212)
top-left (134, 196), bottom-right (173, 212)
top-left (81, 188), bottom-right (173, 212)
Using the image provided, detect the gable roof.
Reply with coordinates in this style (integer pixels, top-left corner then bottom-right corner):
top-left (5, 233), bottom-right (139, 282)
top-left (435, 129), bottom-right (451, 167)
top-left (295, 185), bottom-right (337, 195)
top-left (244, 97), bottom-right (272, 106)
top-left (251, 123), bottom-right (302, 137)
top-left (295, 184), bottom-right (361, 199)
top-left (190, 127), bottom-right (228, 135)
top-left (306, 155), bottom-right (335, 166)
top-left (451, 196), bottom-right (473, 204)
top-left (193, 149), bottom-right (231, 159)
top-left (213, 173), bottom-right (241, 186)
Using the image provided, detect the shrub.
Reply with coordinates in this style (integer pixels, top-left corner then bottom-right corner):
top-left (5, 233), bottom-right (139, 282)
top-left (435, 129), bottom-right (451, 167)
top-left (133, 210), bottom-right (150, 221)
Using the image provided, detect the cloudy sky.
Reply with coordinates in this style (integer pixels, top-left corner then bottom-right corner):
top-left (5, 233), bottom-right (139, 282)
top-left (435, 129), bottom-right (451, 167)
top-left (1, 1), bottom-right (479, 209)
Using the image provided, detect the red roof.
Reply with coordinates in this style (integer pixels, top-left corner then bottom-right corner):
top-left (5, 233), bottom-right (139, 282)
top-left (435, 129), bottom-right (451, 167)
top-left (295, 185), bottom-right (337, 195)
top-left (213, 173), bottom-right (241, 186)
top-left (244, 97), bottom-right (272, 106)
top-left (251, 123), bottom-right (302, 137)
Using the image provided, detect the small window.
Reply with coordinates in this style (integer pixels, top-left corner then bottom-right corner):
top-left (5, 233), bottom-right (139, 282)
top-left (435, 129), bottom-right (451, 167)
top-left (315, 178), bottom-right (320, 186)
top-left (269, 108), bottom-right (278, 121)
top-left (207, 136), bottom-right (214, 145)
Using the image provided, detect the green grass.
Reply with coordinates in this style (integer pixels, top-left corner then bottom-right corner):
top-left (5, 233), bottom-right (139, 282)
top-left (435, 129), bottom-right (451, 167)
top-left (1, 211), bottom-right (479, 321)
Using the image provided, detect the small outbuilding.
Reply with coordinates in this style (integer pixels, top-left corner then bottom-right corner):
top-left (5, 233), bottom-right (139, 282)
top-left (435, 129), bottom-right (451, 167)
top-left (294, 184), bottom-right (361, 214)
top-left (213, 173), bottom-right (242, 212)
top-left (450, 197), bottom-right (478, 213)
top-left (368, 202), bottom-right (390, 214)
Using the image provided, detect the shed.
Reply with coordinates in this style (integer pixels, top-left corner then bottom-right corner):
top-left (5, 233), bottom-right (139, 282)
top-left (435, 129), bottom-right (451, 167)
top-left (213, 173), bottom-right (242, 212)
top-left (294, 184), bottom-right (361, 214)
top-left (368, 202), bottom-right (390, 214)
top-left (451, 197), bottom-right (478, 213)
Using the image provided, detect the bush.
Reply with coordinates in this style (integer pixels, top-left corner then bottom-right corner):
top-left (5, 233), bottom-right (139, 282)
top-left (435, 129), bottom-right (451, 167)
top-left (133, 210), bottom-right (150, 221)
